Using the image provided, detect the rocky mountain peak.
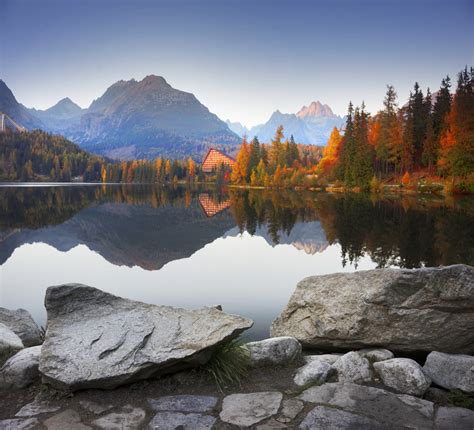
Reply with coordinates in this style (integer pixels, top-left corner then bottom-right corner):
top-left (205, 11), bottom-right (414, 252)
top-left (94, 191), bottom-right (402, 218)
top-left (296, 101), bottom-right (335, 118)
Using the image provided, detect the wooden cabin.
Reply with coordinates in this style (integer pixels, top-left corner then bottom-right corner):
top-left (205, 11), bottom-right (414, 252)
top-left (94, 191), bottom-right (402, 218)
top-left (202, 148), bottom-right (234, 173)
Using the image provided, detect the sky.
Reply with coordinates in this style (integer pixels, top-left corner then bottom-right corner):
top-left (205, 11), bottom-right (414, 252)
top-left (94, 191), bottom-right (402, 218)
top-left (1, 0), bottom-right (472, 127)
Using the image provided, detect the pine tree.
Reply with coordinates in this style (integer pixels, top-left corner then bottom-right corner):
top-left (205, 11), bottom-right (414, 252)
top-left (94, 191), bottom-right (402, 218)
top-left (432, 76), bottom-right (452, 141)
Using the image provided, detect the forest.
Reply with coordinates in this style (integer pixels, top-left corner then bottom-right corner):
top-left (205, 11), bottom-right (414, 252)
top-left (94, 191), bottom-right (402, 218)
top-left (1, 67), bottom-right (472, 194)
top-left (230, 66), bottom-right (474, 193)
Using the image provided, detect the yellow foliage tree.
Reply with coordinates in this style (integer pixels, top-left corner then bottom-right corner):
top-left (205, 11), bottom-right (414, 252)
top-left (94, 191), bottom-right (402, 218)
top-left (231, 137), bottom-right (250, 184)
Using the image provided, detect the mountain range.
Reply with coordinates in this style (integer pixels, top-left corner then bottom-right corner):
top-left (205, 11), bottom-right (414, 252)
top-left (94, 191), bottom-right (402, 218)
top-left (227, 101), bottom-right (345, 145)
top-left (1, 77), bottom-right (342, 159)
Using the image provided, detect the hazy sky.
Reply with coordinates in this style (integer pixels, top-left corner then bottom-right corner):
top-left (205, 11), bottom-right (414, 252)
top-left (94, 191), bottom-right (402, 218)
top-left (1, 0), bottom-right (472, 126)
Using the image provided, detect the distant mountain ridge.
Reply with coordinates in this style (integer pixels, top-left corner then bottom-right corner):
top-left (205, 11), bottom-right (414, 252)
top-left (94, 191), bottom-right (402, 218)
top-left (0, 76), bottom-right (240, 160)
top-left (244, 102), bottom-right (344, 145)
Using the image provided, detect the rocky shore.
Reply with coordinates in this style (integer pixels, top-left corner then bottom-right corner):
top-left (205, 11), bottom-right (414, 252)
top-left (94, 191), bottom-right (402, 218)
top-left (1, 265), bottom-right (473, 429)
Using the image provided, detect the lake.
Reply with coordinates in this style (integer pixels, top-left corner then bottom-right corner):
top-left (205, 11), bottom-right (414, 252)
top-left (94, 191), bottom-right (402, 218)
top-left (1, 184), bottom-right (473, 340)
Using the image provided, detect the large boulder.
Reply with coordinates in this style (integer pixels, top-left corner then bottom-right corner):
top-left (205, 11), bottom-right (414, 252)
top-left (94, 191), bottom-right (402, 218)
top-left (39, 284), bottom-right (253, 390)
top-left (0, 323), bottom-right (24, 364)
top-left (373, 358), bottom-right (431, 396)
top-left (271, 265), bottom-right (474, 354)
top-left (244, 336), bottom-right (301, 367)
top-left (423, 351), bottom-right (474, 393)
top-left (0, 308), bottom-right (42, 347)
top-left (0, 346), bottom-right (41, 389)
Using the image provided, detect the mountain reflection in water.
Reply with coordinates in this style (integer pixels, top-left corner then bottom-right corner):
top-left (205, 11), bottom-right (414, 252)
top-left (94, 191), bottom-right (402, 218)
top-left (0, 185), bottom-right (473, 339)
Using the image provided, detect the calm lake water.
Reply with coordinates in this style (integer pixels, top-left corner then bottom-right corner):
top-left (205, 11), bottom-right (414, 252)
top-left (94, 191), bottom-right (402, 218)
top-left (1, 184), bottom-right (473, 340)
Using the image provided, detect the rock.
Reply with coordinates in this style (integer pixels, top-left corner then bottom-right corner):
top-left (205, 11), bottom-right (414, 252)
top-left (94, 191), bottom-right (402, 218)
top-left (0, 346), bottom-right (41, 389)
top-left (298, 382), bottom-right (434, 429)
top-left (15, 399), bottom-right (61, 417)
top-left (358, 348), bottom-right (394, 362)
top-left (300, 405), bottom-right (383, 429)
top-left (148, 395), bottom-right (217, 413)
top-left (0, 323), bottom-right (24, 364)
top-left (220, 392), bottom-right (283, 427)
top-left (434, 406), bottom-right (474, 430)
top-left (303, 354), bottom-right (342, 365)
top-left (374, 358), bottom-right (431, 396)
top-left (245, 336), bottom-right (301, 366)
top-left (44, 409), bottom-right (92, 430)
top-left (92, 405), bottom-right (146, 429)
top-left (0, 308), bottom-right (42, 347)
top-left (0, 418), bottom-right (39, 429)
top-left (271, 265), bottom-right (474, 354)
top-left (333, 351), bottom-right (373, 383)
top-left (276, 399), bottom-right (304, 423)
top-left (39, 284), bottom-right (252, 390)
top-left (148, 412), bottom-right (216, 429)
top-left (79, 400), bottom-right (114, 415)
top-left (294, 359), bottom-right (333, 386)
top-left (423, 351), bottom-right (474, 393)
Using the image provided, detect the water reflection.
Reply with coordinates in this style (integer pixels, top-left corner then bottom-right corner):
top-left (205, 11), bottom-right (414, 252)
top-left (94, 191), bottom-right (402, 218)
top-left (0, 185), bottom-right (473, 339)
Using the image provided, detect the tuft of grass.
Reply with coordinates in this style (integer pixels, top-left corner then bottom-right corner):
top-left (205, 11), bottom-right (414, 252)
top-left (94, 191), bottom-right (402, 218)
top-left (204, 338), bottom-right (250, 391)
top-left (447, 389), bottom-right (474, 410)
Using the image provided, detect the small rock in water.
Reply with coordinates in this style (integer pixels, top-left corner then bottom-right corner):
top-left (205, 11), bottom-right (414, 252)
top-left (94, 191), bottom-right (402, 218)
top-left (220, 392), bottom-right (283, 427)
top-left (44, 409), bottom-right (91, 430)
top-left (276, 398), bottom-right (304, 423)
top-left (293, 359), bottom-right (333, 386)
top-left (148, 395), bottom-right (217, 413)
top-left (0, 346), bottom-right (41, 389)
top-left (0, 308), bottom-right (42, 347)
top-left (245, 337), bottom-right (301, 366)
top-left (15, 399), bottom-right (61, 417)
top-left (303, 354), bottom-right (342, 365)
top-left (148, 412), bottom-right (216, 429)
top-left (374, 358), bottom-right (431, 396)
top-left (92, 405), bottom-right (146, 430)
top-left (358, 348), bottom-right (394, 362)
top-left (333, 351), bottom-right (373, 383)
top-left (423, 351), bottom-right (474, 393)
top-left (0, 418), bottom-right (39, 430)
top-left (0, 323), bottom-right (24, 364)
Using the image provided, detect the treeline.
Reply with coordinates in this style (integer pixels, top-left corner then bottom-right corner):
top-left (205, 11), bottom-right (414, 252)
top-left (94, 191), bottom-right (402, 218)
top-left (0, 129), bottom-right (201, 183)
top-left (230, 128), bottom-right (322, 187)
top-left (0, 130), bottom-right (105, 181)
top-left (319, 66), bottom-right (474, 190)
top-left (230, 67), bottom-right (473, 192)
top-left (99, 157), bottom-right (199, 183)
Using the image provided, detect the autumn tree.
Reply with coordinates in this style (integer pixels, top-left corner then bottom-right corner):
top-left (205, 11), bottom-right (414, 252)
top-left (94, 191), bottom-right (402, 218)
top-left (231, 136), bottom-right (250, 184)
top-left (318, 127), bottom-right (342, 176)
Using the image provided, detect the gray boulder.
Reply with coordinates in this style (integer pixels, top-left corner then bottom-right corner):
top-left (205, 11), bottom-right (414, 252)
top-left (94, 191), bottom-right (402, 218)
top-left (0, 346), bottom-right (41, 389)
top-left (374, 358), bottom-right (431, 396)
top-left (0, 308), bottom-right (42, 347)
top-left (245, 336), bottom-right (301, 366)
top-left (423, 351), bottom-right (474, 393)
top-left (294, 359), bottom-right (333, 386)
top-left (298, 382), bottom-right (434, 429)
top-left (271, 265), bottom-right (474, 354)
top-left (39, 284), bottom-right (253, 390)
top-left (0, 323), bottom-right (24, 364)
top-left (333, 351), bottom-right (373, 383)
